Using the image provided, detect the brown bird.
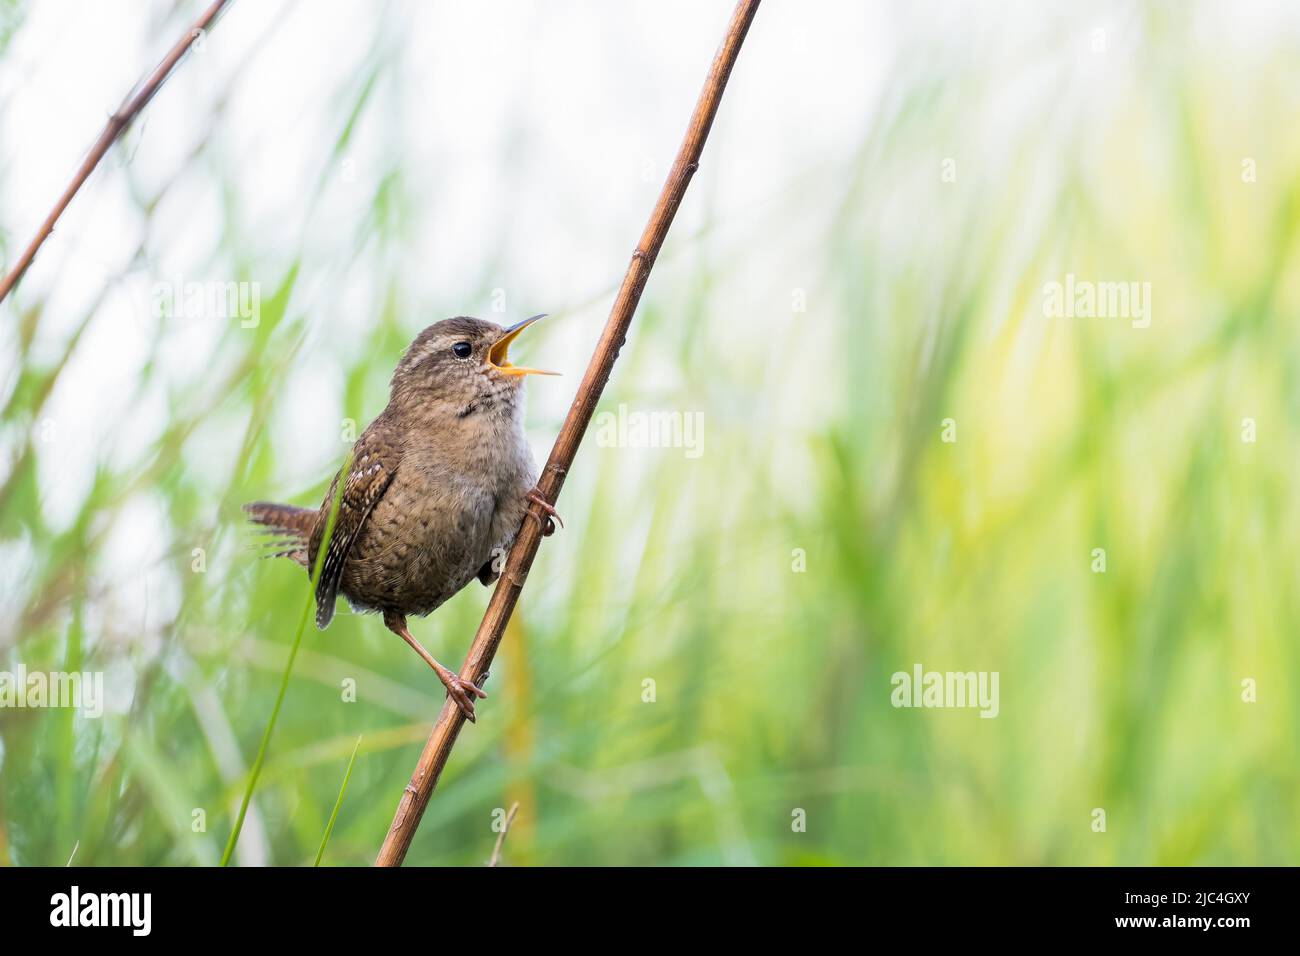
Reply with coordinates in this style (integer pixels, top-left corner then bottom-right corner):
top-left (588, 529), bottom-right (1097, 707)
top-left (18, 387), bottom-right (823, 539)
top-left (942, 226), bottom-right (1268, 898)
top-left (245, 315), bottom-right (561, 721)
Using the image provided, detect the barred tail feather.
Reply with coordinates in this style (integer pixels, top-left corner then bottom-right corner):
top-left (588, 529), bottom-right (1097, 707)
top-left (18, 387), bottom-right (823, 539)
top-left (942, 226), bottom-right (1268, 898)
top-left (243, 501), bottom-right (313, 568)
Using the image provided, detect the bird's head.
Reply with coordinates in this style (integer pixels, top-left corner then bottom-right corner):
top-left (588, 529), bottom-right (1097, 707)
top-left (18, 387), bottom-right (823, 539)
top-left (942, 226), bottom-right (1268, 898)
top-left (390, 314), bottom-right (558, 415)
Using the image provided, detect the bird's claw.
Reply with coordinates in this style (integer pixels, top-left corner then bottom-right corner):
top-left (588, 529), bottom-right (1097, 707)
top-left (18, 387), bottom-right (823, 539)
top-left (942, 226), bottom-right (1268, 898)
top-left (438, 668), bottom-right (488, 722)
top-left (526, 488), bottom-right (563, 537)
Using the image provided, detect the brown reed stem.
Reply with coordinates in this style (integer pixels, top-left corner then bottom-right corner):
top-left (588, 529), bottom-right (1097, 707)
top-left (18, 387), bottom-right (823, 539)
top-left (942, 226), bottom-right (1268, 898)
top-left (486, 802), bottom-right (520, 868)
top-left (375, 0), bottom-right (762, 867)
top-left (0, 0), bottom-right (234, 307)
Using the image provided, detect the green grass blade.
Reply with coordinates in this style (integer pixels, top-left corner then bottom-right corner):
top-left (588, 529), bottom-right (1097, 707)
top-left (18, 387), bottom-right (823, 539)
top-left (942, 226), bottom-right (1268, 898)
top-left (314, 734), bottom-right (363, 867)
top-left (220, 453), bottom-right (352, 867)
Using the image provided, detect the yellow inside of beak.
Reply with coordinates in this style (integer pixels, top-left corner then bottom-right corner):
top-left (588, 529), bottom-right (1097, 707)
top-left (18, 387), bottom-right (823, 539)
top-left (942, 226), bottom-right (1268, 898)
top-left (488, 323), bottom-right (559, 377)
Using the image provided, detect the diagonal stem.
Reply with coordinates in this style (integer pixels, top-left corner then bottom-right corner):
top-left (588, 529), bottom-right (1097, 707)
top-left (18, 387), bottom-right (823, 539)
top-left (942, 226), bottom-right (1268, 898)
top-left (375, 0), bottom-right (762, 867)
top-left (0, 0), bottom-right (235, 307)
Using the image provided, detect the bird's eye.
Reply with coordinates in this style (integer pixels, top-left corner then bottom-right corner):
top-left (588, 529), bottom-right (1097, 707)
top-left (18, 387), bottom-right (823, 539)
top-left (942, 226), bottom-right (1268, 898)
top-left (452, 342), bottom-right (472, 359)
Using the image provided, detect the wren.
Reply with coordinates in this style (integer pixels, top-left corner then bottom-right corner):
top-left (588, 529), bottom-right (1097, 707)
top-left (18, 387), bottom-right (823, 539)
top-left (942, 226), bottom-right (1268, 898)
top-left (245, 315), bottom-right (561, 721)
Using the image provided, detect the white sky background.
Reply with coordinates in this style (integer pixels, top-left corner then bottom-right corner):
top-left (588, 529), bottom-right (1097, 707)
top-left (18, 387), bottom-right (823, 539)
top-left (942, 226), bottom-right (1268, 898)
top-left (2, 0), bottom-right (1300, 631)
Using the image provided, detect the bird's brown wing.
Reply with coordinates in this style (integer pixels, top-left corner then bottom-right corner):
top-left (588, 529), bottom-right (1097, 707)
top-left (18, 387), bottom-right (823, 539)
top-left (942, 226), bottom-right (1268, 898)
top-left (310, 424), bottom-right (401, 629)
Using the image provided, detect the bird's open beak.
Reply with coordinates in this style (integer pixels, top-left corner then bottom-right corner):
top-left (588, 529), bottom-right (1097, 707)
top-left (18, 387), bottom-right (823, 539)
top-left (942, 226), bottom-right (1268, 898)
top-left (488, 313), bottom-right (560, 377)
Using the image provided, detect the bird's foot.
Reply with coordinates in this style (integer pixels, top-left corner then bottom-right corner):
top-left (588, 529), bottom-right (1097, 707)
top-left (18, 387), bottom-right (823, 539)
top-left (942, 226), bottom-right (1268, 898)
top-left (526, 488), bottom-right (563, 536)
top-left (434, 662), bottom-right (487, 722)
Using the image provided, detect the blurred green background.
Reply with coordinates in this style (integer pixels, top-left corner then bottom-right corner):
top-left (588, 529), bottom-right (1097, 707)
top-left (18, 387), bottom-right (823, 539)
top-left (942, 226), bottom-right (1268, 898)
top-left (1, 0), bottom-right (1297, 865)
